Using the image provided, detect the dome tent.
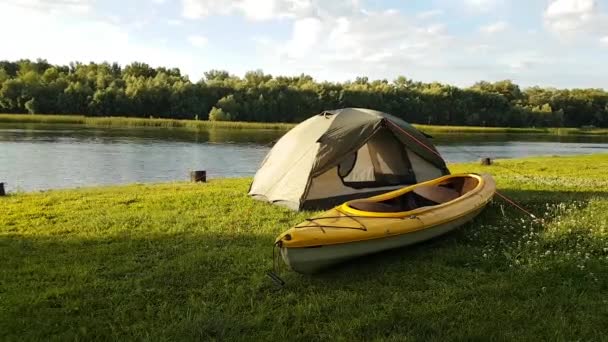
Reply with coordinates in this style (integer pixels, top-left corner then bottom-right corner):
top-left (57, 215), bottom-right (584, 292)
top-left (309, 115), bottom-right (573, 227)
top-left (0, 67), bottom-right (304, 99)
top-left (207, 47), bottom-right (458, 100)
top-left (248, 108), bottom-right (450, 210)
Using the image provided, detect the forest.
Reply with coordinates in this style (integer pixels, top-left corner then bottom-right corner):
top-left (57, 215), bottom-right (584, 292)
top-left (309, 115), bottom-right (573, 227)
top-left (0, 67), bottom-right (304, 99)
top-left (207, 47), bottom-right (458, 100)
top-left (1, 59), bottom-right (607, 127)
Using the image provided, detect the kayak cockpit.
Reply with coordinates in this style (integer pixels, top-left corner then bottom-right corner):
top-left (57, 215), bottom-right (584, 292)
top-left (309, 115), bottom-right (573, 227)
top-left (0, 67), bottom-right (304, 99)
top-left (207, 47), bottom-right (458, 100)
top-left (344, 175), bottom-right (481, 213)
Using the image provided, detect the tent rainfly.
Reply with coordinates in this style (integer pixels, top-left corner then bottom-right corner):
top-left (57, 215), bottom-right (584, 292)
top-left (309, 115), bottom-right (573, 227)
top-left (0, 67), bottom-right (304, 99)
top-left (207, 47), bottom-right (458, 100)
top-left (248, 108), bottom-right (450, 210)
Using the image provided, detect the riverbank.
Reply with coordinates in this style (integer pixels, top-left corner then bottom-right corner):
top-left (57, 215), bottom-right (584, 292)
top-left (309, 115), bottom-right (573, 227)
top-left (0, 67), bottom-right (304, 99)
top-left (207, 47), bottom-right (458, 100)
top-left (1, 113), bottom-right (607, 135)
top-left (0, 114), bottom-right (294, 130)
top-left (2, 154), bottom-right (607, 340)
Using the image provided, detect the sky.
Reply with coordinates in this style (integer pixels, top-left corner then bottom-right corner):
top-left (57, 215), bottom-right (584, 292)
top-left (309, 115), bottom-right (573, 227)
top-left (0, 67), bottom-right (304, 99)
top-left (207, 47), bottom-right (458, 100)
top-left (1, 0), bottom-right (608, 88)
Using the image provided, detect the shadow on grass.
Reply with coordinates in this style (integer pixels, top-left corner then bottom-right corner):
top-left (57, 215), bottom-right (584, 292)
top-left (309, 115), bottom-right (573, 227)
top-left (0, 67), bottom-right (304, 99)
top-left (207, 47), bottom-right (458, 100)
top-left (0, 231), bottom-right (277, 341)
top-left (1, 189), bottom-right (606, 340)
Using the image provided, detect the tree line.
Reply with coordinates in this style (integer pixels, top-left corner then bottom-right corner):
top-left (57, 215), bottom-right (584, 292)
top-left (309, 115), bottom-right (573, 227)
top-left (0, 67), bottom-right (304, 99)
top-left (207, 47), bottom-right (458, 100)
top-left (1, 59), bottom-right (607, 127)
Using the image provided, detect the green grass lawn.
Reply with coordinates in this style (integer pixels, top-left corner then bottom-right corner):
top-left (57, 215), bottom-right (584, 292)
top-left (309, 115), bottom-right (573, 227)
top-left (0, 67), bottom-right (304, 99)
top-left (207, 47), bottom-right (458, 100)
top-left (2, 113), bottom-right (608, 135)
top-left (1, 154), bottom-right (607, 340)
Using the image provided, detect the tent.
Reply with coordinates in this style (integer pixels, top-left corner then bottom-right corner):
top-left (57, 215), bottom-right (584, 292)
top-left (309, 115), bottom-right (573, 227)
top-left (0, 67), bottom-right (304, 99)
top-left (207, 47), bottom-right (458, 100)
top-left (248, 108), bottom-right (450, 210)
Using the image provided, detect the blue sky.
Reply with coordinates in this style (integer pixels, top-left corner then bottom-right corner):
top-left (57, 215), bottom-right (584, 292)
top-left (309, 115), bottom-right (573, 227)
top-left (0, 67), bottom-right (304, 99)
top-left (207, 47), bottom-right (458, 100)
top-left (1, 0), bottom-right (608, 88)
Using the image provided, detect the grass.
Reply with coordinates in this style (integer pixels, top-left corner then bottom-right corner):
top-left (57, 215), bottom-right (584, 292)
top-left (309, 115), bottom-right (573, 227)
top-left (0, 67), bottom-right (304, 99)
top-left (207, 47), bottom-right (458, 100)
top-left (2, 113), bottom-right (608, 135)
top-left (415, 123), bottom-right (608, 135)
top-left (1, 154), bottom-right (607, 340)
top-left (0, 114), bottom-right (295, 130)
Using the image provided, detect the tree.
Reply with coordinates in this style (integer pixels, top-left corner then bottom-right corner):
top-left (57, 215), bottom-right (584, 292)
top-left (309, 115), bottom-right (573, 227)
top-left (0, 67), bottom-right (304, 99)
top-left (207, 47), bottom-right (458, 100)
top-left (203, 70), bottom-right (230, 82)
top-left (123, 62), bottom-right (156, 78)
top-left (0, 79), bottom-right (25, 112)
top-left (215, 94), bottom-right (239, 119)
top-left (244, 70), bottom-right (272, 85)
top-left (0, 59), bottom-right (606, 128)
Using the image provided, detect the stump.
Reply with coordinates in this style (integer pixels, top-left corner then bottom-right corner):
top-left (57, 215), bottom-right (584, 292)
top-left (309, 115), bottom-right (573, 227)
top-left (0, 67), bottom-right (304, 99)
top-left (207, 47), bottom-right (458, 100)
top-left (0, 182), bottom-right (5, 196)
top-left (190, 170), bottom-right (207, 182)
top-left (480, 157), bottom-right (493, 166)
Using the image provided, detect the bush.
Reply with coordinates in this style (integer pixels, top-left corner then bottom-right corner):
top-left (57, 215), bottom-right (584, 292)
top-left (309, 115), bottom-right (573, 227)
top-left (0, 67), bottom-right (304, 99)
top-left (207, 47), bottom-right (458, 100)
top-left (208, 107), bottom-right (232, 121)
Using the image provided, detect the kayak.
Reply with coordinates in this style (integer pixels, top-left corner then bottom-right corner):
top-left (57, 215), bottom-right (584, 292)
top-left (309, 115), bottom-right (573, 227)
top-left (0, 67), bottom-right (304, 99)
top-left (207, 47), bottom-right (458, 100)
top-left (275, 173), bottom-right (496, 274)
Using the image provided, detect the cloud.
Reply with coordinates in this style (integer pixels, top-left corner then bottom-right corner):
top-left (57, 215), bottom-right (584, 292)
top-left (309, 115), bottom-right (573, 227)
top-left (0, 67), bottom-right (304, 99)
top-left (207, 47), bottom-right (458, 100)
top-left (545, 0), bottom-right (595, 17)
top-left (4, 0), bottom-right (93, 14)
top-left (181, 0), bottom-right (271, 20)
top-left (180, 0), bottom-right (358, 21)
top-left (416, 9), bottom-right (443, 20)
top-left (167, 19), bottom-right (183, 26)
top-left (182, 0), bottom-right (215, 19)
top-left (236, 0), bottom-right (299, 21)
top-left (259, 8), bottom-right (456, 81)
top-left (0, 1), bottom-right (200, 78)
top-left (601, 36), bottom-right (608, 46)
top-left (424, 23), bottom-right (447, 35)
top-left (282, 17), bottom-right (323, 58)
top-left (463, 0), bottom-right (501, 12)
top-left (499, 52), bottom-right (546, 71)
top-left (543, 0), bottom-right (608, 38)
top-left (480, 21), bottom-right (508, 34)
top-left (187, 35), bottom-right (208, 47)
top-left (246, 2), bottom-right (605, 87)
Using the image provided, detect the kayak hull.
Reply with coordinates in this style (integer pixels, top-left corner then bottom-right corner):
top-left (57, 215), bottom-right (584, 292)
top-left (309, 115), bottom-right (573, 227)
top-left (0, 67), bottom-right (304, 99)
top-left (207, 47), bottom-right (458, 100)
top-left (281, 206), bottom-right (484, 274)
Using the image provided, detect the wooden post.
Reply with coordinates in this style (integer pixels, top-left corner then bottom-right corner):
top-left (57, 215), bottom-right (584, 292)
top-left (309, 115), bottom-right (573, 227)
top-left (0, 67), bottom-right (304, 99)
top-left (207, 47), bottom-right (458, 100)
top-left (480, 157), bottom-right (493, 166)
top-left (190, 170), bottom-right (206, 182)
top-left (0, 182), bottom-right (5, 196)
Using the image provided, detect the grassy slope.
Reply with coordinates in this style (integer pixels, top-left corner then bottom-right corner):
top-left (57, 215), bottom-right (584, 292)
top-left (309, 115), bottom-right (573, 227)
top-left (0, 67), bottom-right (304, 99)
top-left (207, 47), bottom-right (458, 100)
top-left (2, 113), bottom-right (608, 135)
top-left (1, 154), bottom-right (607, 341)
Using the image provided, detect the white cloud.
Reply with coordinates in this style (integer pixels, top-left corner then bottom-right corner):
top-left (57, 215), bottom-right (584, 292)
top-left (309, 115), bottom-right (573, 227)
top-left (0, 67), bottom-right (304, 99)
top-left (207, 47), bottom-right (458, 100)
top-left (0, 1), bottom-right (199, 78)
top-left (187, 35), bottom-right (208, 47)
top-left (233, 0), bottom-right (311, 21)
top-left (499, 52), bottom-right (546, 71)
top-left (8, 0), bottom-right (93, 14)
top-left (182, 0), bottom-right (214, 19)
top-left (244, 2), bottom-right (608, 88)
top-left (464, 0), bottom-right (501, 12)
top-left (416, 9), bottom-right (443, 20)
top-left (282, 17), bottom-right (323, 58)
top-left (424, 23), bottom-right (447, 35)
top-left (263, 9), bottom-right (455, 81)
top-left (480, 21), bottom-right (508, 34)
top-left (601, 36), bottom-right (608, 46)
top-left (545, 0), bottom-right (595, 17)
top-left (543, 0), bottom-right (608, 38)
top-left (252, 36), bottom-right (272, 45)
top-left (131, 19), bottom-right (149, 30)
top-left (466, 43), bottom-right (493, 54)
top-left (180, 0), bottom-right (357, 21)
top-left (238, 0), bottom-right (273, 20)
top-left (167, 19), bottom-right (183, 26)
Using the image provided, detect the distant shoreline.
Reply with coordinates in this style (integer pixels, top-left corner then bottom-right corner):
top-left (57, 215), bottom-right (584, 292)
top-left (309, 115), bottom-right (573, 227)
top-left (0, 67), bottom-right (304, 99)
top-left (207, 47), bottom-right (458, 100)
top-left (1, 113), bottom-right (607, 135)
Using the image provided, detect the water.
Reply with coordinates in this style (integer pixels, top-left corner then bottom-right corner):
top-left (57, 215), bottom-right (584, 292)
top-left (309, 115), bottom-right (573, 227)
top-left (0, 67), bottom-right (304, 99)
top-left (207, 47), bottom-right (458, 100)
top-left (1, 123), bottom-right (607, 192)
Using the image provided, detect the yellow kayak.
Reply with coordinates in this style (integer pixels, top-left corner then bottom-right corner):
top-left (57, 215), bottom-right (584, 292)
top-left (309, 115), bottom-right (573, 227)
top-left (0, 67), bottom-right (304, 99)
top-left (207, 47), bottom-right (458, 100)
top-left (276, 173), bottom-right (496, 273)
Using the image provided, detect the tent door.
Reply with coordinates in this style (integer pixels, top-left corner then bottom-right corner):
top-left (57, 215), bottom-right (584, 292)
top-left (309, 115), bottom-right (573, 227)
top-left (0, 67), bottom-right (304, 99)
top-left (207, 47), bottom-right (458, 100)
top-left (339, 128), bottom-right (416, 189)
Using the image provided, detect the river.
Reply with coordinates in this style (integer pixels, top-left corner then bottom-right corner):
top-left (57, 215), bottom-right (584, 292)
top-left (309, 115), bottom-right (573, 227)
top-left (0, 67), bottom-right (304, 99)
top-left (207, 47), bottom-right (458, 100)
top-left (1, 123), bottom-right (607, 192)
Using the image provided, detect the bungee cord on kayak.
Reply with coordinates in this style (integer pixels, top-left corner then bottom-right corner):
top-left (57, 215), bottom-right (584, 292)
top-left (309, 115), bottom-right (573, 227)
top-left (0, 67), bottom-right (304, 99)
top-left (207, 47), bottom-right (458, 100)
top-left (389, 117), bottom-right (540, 220)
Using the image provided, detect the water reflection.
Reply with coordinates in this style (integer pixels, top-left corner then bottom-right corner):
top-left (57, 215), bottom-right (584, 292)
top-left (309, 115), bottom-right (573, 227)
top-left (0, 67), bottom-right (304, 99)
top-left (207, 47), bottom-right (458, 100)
top-left (0, 123), bottom-right (606, 192)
